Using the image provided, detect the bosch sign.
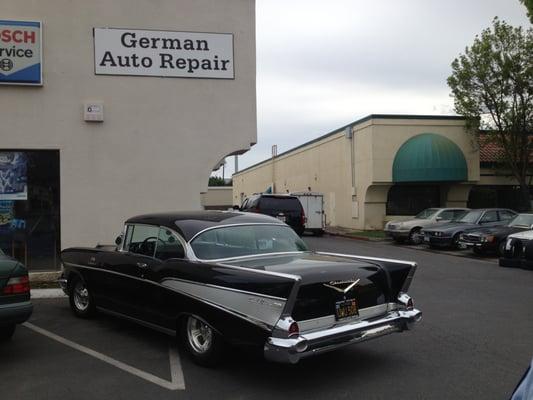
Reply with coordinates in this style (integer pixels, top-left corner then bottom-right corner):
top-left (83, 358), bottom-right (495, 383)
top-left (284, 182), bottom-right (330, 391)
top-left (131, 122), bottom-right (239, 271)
top-left (0, 20), bottom-right (42, 85)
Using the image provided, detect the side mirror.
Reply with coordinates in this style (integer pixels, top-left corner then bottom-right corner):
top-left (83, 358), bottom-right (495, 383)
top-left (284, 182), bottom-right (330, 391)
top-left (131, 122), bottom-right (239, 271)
top-left (435, 217), bottom-right (443, 221)
top-left (115, 236), bottom-right (123, 246)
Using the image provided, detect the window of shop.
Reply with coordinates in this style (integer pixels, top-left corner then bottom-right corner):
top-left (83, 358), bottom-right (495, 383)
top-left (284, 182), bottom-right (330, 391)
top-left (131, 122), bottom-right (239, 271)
top-left (0, 150), bottom-right (60, 270)
top-left (386, 185), bottom-right (441, 216)
top-left (468, 186), bottom-right (532, 211)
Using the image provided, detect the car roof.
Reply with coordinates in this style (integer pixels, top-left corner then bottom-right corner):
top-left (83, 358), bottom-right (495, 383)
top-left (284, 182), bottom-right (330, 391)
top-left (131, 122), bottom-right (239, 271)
top-left (126, 211), bottom-right (284, 241)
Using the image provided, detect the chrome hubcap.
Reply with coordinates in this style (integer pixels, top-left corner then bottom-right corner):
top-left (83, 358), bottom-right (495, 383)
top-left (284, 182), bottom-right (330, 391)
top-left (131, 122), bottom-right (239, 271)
top-left (73, 281), bottom-right (89, 311)
top-left (186, 316), bottom-right (213, 354)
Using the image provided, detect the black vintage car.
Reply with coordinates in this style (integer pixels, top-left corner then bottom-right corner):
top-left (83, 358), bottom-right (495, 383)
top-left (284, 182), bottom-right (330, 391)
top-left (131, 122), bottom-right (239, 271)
top-left (60, 211), bottom-right (421, 366)
top-left (459, 213), bottom-right (533, 256)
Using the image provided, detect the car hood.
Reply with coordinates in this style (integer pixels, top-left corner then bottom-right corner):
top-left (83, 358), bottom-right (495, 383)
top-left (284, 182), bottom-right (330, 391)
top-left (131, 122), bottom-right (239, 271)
top-left (424, 222), bottom-right (478, 233)
top-left (388, 218), bottom-right (430, 228)
top-left (508, 230), bottom-right (533, 240)
top-left (466, 226), bottom-right (523, 236)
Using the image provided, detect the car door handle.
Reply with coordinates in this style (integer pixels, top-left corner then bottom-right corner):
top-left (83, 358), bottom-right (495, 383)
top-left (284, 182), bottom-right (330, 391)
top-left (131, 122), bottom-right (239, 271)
top-left (136, 262), bottom-right (148, 269)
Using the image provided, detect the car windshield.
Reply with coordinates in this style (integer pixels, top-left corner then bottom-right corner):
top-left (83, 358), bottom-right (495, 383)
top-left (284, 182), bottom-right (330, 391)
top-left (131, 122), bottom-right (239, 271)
top-left (508, 214), bottom-right (533, 228)
top-left (414, 209), bottom-right (439, 219)
top-left (191, 224), bottom-right (309, 260)
top-left (457, 210), bottom-right (483, 223)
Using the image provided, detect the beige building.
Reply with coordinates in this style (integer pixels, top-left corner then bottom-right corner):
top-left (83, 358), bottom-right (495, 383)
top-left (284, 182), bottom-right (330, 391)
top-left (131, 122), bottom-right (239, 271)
top-left (233, 115), bottom-right (525, 230)
top-left (0, 0), bottom-right (256, 270)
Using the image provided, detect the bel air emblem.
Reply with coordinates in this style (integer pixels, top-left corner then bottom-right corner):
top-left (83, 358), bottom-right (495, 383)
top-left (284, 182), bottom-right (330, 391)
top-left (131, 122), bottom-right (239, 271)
top-left (323, 278), bottom-right (360, 294)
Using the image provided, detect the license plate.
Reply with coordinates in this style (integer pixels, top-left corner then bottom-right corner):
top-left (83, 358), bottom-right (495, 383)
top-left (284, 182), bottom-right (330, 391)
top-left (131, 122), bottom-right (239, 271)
top-left (424, 236), bottom-right (430, 242)
top-left (459, 243), bottom-right (467, 249)
top-left (335, 299), bottom-right (358, 320)
top-left (276, 215), bottom-right (286, 222)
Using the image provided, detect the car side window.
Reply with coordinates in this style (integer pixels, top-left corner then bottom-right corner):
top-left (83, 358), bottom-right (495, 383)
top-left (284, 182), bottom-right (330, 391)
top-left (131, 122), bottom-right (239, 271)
top-left (453, 210), bottom-right (467, 220)
top-left (499, 210), bottom-right (516, 221)
top-left (125, 224), bottom-right (160, 257)
top-left (480, 211), bottom-right (498, 224)
top-left (155, 228), bottom-right (185, 260)
top-left (438, 210), bottom-right (454, 220)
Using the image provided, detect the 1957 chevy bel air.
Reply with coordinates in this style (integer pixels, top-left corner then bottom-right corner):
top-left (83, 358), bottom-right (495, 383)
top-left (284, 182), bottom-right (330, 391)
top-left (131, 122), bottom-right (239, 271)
top-left (60, 211), bottom-right (422, 366)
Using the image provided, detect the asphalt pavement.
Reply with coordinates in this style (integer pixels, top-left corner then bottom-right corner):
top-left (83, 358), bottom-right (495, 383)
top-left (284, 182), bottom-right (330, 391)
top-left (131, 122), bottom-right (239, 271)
top-left (1, 235), bottom-right (532, 400)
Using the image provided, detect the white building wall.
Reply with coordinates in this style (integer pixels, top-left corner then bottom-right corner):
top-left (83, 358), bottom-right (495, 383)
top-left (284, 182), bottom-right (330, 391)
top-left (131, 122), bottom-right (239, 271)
top-left (1, 0), bottom-right (256, 248)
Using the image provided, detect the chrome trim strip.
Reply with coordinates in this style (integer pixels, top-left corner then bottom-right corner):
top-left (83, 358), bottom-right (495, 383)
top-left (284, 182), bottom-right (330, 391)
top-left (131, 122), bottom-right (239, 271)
top-left (162, 277), bottom-right (287, 301)
top-left (297, 303), bottom-right (394, 333)
top-left (161, 279), bottom-right (286, 328)
top-left (316, 252), bottom-right (417, 267)
top-left (216, 260), bottom-right (301, 281)
top-left (62, 262), bottom-right (278, 330)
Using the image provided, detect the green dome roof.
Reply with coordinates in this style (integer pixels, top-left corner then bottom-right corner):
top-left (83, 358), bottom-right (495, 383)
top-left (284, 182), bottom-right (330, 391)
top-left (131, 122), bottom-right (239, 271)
top-left (392, 133), bottom-right (468, 183)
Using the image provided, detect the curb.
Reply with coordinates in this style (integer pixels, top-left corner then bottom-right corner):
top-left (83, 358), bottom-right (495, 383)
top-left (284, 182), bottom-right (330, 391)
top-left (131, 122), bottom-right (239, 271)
top-left (325, 232), bottom-right (388, 242)
top-left (31, 288), bottom-right (67, 299)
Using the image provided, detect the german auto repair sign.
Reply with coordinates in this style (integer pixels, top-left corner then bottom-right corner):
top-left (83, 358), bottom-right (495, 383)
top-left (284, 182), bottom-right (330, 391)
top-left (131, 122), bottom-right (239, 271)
top-left (0, 20), bottom-right (42, 85)
top-left (94, 28), bottom-right (234, 79)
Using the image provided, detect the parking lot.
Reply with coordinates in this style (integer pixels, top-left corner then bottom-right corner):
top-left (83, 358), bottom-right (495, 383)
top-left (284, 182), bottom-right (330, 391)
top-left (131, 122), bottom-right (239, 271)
top-left (2, 235), bottom-right (532, 400)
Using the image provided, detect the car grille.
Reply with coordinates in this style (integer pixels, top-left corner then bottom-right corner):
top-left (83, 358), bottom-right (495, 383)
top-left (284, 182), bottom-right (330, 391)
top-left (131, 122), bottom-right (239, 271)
top-left (463, 234), bottom-right (481, 243)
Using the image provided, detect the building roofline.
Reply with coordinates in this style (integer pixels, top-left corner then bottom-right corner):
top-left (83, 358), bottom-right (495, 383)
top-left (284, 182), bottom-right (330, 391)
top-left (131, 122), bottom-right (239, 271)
top-left (233, 114), bottom-right (468, 176)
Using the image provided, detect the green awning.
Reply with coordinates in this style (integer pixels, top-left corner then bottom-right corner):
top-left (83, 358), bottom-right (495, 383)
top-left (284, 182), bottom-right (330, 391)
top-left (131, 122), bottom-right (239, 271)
top-left (392, 133), bottom-right (468, 183)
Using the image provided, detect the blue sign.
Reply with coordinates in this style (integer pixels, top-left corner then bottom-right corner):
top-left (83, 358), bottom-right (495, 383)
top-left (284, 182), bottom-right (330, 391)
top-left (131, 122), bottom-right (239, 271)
top-left (0, 20), bottom-right (42, 85)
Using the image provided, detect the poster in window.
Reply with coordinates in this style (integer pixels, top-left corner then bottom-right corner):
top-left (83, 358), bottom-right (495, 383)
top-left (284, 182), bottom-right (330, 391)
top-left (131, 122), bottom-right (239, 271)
top-left (0, 152), bottom-right (27, 200)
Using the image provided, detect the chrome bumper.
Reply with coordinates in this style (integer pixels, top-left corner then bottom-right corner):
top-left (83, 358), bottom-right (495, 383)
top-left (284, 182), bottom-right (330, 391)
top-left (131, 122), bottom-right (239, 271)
top-left (264, 308), bottom-right (422, 364)
top-left (58, 277), bottom-right (68, 295)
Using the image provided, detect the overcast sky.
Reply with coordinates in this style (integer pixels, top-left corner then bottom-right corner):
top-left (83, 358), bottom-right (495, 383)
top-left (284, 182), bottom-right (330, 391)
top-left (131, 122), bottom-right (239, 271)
top-left (215, 0), bottom-right (530, 178)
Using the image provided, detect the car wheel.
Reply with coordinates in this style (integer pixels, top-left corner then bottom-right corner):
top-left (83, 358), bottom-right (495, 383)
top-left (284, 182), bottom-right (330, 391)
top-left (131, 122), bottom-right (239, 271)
top-left (498, 241), bottom-right (507, 257)
top-left (181, 315), bottom-right (225, 367)
top-left (409, 228), bottom-right (422, 245)
top-left (69, 277), bottom-right (95, 318)
top-left (452, 233), bottom-right (462, 249)
top-left (0, 325), bottom-right (16, 341)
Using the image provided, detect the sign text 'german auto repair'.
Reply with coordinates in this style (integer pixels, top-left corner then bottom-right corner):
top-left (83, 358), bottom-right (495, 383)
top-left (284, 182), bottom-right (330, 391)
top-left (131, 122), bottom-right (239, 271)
top-left (0, 20), bottom-right (42, 85)
top-left (94, 28), bottom-right (234, 79)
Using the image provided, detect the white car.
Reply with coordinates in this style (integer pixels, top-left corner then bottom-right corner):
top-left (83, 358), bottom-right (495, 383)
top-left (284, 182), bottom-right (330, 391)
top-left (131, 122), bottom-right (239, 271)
top-left (384, 208), bottom-right (469, 244)
top-left (500, 229), bottom-right (533, 269)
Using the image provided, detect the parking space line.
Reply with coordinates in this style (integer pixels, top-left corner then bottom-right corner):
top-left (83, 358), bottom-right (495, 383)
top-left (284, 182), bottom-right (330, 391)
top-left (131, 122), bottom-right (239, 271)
top-left (22, 322), bottom-right (185, 391)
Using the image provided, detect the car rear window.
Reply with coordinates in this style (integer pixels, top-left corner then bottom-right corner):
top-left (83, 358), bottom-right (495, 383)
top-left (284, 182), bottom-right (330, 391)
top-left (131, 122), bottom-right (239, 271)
top-left (259, 197), bottom-right (302, 211)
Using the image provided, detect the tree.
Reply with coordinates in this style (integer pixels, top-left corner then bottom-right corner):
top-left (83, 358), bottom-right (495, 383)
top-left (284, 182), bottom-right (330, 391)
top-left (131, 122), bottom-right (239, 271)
top-left (447, 18), bottom-right (533, 211)
top-left (208, 176), bottom-right (225, 186)
top-left (520, 0), bottom-right (533, 24)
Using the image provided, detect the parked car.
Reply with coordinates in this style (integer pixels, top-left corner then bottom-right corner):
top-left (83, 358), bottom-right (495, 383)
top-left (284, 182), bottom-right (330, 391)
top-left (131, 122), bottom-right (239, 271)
top-left (59, 211), bottom-right (422, 366)
top-left (240, 194), bottom-right (306, 235)
top-left (384, 208), bottom-right (469, 244)
top-left (421, 208), bottom-right (518, 249)
top-left (0, 249), bottom-right (32, 340)
top-left (510, 357), bottom-right (533, 400)
top-left (499, 229), bottom-right (533, 270)
top-left (459, 213), bottom-right (533, 256)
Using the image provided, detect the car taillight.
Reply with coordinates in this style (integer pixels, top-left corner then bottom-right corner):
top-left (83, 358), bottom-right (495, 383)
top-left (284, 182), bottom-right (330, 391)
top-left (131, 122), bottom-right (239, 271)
top-left (288, 321), bottom-right (299, 337)
top-left (301, 212), bottom-right (307, 225)
top-left (3, 275), bottom-right (30, 295)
